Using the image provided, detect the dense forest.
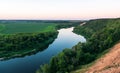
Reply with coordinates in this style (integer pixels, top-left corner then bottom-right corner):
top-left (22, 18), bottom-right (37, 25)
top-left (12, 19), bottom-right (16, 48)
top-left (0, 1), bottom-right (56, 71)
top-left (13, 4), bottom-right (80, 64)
top-left (37, 18), bottom-right (120, 73)
top-left (0, 31), bottom-right (58, 60)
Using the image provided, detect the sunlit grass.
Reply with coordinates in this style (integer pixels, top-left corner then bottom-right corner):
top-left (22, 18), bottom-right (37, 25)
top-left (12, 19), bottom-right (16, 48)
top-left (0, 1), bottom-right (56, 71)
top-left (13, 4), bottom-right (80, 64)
top-left (0, 22), bottom-right (56, 34)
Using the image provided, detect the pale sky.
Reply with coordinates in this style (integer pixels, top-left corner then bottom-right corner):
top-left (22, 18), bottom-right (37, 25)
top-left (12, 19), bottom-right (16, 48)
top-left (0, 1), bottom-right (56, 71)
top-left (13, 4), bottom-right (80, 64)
top-left (0, 0), bottom-right (120, 20)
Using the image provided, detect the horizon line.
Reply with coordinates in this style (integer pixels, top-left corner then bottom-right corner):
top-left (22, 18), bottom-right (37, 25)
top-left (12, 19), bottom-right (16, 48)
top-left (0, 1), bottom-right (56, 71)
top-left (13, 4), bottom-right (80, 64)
top-left (0, 17), bottom-right (119, 21)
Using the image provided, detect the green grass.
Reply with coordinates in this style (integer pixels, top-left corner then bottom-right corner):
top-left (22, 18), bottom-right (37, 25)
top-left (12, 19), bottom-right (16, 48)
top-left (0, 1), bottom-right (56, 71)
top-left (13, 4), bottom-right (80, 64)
top-left (0, 22), bottom-right (56, 34)
top-left (0, 24), bottom-right (5, 32)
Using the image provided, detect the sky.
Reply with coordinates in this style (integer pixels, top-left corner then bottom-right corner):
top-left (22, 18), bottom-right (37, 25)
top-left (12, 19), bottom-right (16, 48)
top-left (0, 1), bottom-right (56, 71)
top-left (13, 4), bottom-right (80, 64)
top-left (0, 0), bottom-right (120, 20)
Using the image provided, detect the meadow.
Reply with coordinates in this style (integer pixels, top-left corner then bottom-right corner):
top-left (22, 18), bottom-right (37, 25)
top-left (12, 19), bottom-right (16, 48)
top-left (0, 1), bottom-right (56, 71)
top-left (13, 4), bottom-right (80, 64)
top-left (0, 21), bottom-right (56, 34)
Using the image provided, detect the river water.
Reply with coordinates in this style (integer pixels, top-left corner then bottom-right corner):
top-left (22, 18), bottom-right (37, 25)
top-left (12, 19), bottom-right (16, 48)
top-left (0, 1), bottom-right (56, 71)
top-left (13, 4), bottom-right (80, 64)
top-left (0, 27), bottom-right (86, 73)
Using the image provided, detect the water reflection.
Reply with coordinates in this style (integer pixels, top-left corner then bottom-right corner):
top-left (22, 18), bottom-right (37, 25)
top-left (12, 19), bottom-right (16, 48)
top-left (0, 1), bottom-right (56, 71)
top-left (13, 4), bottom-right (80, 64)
top-left (0, 27), bottom-right (86, 73)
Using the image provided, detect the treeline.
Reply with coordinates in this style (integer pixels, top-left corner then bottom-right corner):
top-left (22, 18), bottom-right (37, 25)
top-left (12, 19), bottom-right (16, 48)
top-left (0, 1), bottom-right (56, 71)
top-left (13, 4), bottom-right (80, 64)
top-left (37, 18), bottom-right (120, 73)
top-left (0, 20), bottom-right (82, 25)
top-left (56, 22), bottom-right (83, 29)
top-left (0, 31), bottom-right (58, 60)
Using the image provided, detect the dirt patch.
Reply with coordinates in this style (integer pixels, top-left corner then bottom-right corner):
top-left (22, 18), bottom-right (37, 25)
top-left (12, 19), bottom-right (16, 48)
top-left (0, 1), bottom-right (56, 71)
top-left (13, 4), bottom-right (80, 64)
top-left (86, 43), bottom-right (120, 73)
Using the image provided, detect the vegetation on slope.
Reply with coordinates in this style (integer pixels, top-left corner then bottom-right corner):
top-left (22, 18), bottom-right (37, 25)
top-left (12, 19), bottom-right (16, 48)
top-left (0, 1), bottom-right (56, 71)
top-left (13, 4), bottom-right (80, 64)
top-left (73, 19), bottom-right (115, 38)
top-left (86, 43), bottom-right (120, 73)
top-left (37, 18), bottom-right (120, 73)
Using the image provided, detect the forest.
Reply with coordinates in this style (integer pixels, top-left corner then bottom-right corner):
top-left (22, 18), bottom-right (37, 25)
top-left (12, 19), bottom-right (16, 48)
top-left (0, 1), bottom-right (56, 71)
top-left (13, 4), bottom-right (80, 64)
top-left (0, 21), bottom-right (58, 60)
top-left (0, 32), bottom-right (58, 60)
top-left (37, 18), bottom-right (120, 73)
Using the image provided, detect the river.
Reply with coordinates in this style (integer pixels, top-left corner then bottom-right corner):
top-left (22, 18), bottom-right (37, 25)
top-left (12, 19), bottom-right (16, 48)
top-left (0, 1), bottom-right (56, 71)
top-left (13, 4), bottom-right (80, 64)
top-left (0, 27), bottom-right (86, 73)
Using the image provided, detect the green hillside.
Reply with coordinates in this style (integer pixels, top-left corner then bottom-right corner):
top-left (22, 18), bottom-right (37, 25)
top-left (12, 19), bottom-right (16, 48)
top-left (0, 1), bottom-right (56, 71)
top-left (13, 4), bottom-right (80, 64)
top-left (37, 18), bottom-right (120, 73)
top-left (74, 18), bottom-right (120, 38)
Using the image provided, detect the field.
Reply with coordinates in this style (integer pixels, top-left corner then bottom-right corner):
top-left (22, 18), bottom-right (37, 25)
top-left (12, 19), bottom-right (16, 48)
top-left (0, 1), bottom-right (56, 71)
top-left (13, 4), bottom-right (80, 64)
top-left (0, 21), bottom-right (56, 34)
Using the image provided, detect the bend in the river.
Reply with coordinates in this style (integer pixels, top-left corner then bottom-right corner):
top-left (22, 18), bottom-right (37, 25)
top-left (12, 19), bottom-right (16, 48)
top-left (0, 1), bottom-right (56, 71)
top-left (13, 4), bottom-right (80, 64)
top-left (0, 27), bottom-right (86, 73)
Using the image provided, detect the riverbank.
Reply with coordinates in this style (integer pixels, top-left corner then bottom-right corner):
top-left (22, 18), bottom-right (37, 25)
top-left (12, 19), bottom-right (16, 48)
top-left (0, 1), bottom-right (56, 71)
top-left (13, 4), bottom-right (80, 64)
top-left (71, 18), bottom-right (120, 73)
top-left (0, 27), bottom-right (86, 73)
top-left (0, 31), bottom-right (58, 61)
top-left (37, 18), bottom-right (120, 73)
